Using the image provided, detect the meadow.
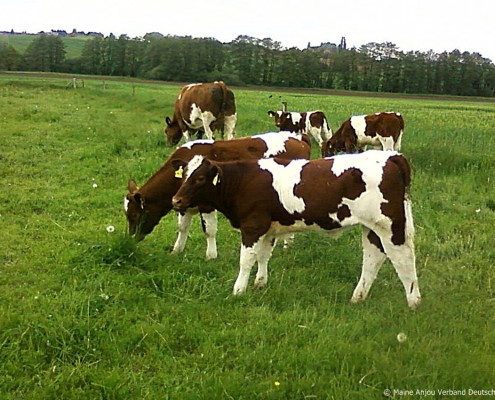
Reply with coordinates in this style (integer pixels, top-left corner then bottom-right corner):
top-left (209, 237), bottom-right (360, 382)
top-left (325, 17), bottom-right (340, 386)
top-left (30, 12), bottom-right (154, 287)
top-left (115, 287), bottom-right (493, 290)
top-left (0, 33), bottom-right (90, 58)
top-left (1, 74), bottom-right (494, 399)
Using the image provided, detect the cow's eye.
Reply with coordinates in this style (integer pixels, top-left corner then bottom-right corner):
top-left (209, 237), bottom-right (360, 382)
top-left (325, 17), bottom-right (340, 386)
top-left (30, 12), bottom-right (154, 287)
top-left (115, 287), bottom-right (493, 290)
top-left (195, 176), bottom-right (206, 184)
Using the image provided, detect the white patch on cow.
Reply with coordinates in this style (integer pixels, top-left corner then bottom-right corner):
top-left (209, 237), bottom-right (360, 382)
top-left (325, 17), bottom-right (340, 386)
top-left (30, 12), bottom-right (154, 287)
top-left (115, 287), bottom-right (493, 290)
top-left (123, 197), bottom-right (129, 213)
top-left (179, 139), bottom-right (215, 149)
top-left (289, 112), bottom-right (303, 124)
top-left (350, 115), bottom-right (368, 136)
top-left (329, 150), bottom-right (397, 227)
top-left (258, 158), bottom-right (308, 214)
top-left (185, 104), bottom-right (217, 139)
top-left (253, 131), bottom-right (301, 157)
top-left (350, 114), bottom-right (383, 148)
top-left (185, 155), bottom-right (205, 180)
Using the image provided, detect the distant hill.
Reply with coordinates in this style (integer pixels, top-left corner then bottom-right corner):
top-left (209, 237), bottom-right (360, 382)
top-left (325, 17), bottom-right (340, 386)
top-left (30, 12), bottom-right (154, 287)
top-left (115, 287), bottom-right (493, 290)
top-left (0, 33), bottom-right (92, 58)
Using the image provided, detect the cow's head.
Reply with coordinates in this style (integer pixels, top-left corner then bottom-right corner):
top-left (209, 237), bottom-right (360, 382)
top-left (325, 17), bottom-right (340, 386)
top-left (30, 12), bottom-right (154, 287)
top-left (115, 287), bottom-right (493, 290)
top-left (164, 117), bottom-right (183, 146)
top-left (171, 156), bottom-right (220, 212)
top-left (267, 110), bottom-right (285, 128)
top-left (321, 136), bottom-right (346, 157)
top-left (124, 180), bottom-right (161, 240)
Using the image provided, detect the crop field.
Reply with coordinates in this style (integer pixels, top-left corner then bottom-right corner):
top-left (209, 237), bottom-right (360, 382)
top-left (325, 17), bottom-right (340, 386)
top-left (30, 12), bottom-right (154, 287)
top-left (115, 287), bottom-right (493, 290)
top-left (1, 74), bottom-right (495, 399)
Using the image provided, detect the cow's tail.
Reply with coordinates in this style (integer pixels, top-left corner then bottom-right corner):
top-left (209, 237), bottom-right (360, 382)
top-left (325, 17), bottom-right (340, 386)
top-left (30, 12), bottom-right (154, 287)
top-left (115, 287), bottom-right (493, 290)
top-left (390, 154), bottom-right (414, 242)
top-left (216, 80), bottom-right (228, 118)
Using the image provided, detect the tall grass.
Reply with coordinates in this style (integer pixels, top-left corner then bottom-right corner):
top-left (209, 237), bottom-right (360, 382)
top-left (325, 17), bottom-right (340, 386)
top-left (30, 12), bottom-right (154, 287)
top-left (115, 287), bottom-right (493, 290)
top-left (1, 76), bottom-right (494, 399)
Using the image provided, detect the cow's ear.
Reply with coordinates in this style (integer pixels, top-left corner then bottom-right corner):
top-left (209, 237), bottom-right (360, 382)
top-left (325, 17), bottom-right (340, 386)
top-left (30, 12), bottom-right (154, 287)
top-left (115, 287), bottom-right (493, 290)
top-left (171, 159), bottom-right (187, 178)
top-left (165, 117), bottom-right (172, 127)
top-left (128, 179), bottom-right (139, 193)
top-left (207, 164), bottom-right (220, 186)
top-left (267, 110), bottom-right (274, 116)
top-left (131, 192), bottom-right (145, 209)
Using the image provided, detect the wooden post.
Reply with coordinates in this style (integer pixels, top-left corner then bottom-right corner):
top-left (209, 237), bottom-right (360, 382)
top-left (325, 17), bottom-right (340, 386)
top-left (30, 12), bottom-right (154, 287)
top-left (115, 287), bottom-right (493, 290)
top-left (72, 77), bottom-right (77, 89)
top-left (282, 101), bottom-right (288, 112)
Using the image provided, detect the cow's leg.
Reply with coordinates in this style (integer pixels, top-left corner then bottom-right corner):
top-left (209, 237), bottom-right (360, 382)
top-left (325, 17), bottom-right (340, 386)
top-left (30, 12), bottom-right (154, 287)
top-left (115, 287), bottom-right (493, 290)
top-left (201, 113), bottom-right (216, 140)
top-left (351, 228), bottom-right (387, 304)
top-left (254, 236), bottom-right (276, 289)
top-left (309, 127), bottom-right (324, 147)
top-left (394, 131), bottom-right (403, 151)
top-left (375, 200), bottom-right (421, 309)
top-left (379, 216), bottom-right (421, 309)
top-left (172, 211), bottom-right (194, 254)
top-left (224, 114), bottom-right (237, 140)
top-left (183, 130), bottom-right (191, 142)
top-left (234, 243), bottom-right (257, 294)
top-left (381, 239), bottom-right (421, 309)
top-left (234, 225), bottom-right (269, 294)
top-left (378, 135), bottom-right (395, 151)
top-left (200, 211), bottom-right (218, 260)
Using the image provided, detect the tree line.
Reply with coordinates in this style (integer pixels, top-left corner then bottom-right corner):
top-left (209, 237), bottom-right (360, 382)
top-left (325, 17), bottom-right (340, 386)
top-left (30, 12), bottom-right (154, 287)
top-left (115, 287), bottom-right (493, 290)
top-left (1, 33), bottom-right (495, 97)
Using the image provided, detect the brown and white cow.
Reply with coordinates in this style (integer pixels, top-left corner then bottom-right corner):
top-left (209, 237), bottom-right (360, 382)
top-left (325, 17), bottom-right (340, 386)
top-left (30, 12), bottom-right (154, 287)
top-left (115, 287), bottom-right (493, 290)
top-left (171, 150), bottom-right (421, 308)
top-left (124, 131), bottom-right (310, 259)
top-left (321, 112), bottom-right (404, 157)
top-left (165, 81), bottom-right (237, 145)
top-left (267, 110), bottom-right (331, 147)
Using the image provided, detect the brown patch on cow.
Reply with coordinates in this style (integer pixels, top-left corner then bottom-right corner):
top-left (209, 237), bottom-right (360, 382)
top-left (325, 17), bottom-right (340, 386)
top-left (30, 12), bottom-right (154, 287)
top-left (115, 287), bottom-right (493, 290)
top-left (367, 230), bottom-right (385, 253)
top-left (293, 159), bottom-right (366, 231)
top-left (379, 155), bottom-right (412, 246)
top-left (336, 204), bottom-right (351, 221)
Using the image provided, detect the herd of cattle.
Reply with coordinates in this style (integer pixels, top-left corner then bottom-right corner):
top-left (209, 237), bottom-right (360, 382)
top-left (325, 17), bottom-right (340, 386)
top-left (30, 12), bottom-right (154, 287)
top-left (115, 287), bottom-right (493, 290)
top-left (124, 81), bottom-right (421, 309)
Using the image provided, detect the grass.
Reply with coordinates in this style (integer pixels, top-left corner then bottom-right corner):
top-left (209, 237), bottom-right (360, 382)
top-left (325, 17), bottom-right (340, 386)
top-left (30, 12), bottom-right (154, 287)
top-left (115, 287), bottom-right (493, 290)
top-left (0, 33), bottom-right (92, 58)
top-left (1, 75), bottom-right (495, 399)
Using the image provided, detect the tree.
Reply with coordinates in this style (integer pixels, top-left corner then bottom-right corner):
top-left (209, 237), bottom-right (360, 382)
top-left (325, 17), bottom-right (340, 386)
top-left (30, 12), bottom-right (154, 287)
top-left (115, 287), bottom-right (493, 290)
top-left (80, 36), bottom-right (104, 74)
top-left (23, 34), bottom-right (66, 72)
top-left (0, 43), bottom-right (22, 70)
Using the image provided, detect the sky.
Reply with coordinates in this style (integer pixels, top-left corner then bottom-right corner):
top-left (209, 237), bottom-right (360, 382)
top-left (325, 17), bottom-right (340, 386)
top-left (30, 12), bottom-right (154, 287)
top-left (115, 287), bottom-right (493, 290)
top-left (2, 0), bottom-right (494, 62)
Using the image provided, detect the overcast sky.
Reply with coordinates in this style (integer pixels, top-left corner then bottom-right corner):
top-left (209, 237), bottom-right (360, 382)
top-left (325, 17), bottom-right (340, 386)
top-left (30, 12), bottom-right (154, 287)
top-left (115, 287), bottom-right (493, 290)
top-left (2, 0), bottom-right (494, 62)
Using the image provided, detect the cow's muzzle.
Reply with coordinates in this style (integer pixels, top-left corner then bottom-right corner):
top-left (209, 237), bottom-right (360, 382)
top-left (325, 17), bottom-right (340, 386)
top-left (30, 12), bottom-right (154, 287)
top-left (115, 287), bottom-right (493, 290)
top-left (172, 196), bottom-right (186, 211)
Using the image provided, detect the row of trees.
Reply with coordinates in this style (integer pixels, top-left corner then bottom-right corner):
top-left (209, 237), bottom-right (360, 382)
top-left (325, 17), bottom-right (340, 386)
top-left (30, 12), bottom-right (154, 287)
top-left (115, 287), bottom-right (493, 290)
top-left (1, 33), bottom-right (495, 97)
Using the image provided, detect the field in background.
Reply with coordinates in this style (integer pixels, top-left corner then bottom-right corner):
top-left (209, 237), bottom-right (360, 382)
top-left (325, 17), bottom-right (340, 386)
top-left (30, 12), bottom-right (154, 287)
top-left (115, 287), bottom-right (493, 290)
top-left (0, 33), bottom-right (91, 58)
top-left (1, 75), bottom-right (495, 399)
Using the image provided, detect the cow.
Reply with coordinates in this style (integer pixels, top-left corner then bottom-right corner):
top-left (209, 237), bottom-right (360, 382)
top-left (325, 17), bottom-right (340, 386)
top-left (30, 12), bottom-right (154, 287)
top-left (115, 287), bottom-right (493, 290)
top-left (267, 110), bottom-right (331, 147)
top-left (321, 112), bottom-right (404, 157)
top-left (171, 150), bottom-right (421, 309)
top-left (124, 131), bottom-right (311, 259)
top-left (165, 81), bottom-right (237, 146)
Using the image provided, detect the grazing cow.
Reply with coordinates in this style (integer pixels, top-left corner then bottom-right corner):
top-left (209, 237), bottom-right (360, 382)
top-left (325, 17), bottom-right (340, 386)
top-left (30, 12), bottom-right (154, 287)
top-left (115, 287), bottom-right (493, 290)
top-left (267, 110), bottom-right (331, 147)
top-left (171, 150), bottom-right (421, 308)
top-left (322, 112), bottom-right (404, 157)
top-left (165, 81), bottom-right (237, 145)
top-left (124, 131), bottom-right (311, 259)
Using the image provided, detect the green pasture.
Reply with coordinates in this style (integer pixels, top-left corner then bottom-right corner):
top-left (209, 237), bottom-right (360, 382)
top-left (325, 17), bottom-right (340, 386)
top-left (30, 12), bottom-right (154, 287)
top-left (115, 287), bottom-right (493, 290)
top-left (1, 75), bottom-right (494, 399)
top-left (0, 33), bottom-right (90, 58)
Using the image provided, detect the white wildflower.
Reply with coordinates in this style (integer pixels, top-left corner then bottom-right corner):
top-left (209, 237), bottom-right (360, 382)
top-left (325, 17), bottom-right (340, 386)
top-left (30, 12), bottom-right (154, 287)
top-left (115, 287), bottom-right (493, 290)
top-left (397, 332), bottom-right (407, 343)
top-left (106, 225), bottom-right (115, 233)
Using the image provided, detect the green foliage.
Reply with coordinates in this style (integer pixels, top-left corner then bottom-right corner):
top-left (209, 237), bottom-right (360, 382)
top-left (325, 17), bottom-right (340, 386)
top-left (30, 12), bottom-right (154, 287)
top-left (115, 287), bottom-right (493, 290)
top-left (23, 34), bottom-right (66, 72)
top-left (2, 33), bottom-right (495, 97)
top-left (1, 75), bottom-right (495, 399)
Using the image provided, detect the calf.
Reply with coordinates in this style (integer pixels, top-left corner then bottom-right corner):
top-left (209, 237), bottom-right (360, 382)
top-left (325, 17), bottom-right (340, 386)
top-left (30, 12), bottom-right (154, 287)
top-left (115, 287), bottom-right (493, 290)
top-left (124, 131), bottom-right (310, 259)
top-left (322, 112), bottom-right (404, 157)
top-left (165, 81), bottom-right (237, 145)
top-left (171, 150), bottom-right (421, 308)
top-left (268, 110), bottom-right (331, 147)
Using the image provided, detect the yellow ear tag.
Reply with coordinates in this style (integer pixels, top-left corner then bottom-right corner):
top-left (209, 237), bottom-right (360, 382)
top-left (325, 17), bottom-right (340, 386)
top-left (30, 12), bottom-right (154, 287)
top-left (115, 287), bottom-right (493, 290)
top-left (175, 166), bottom-right (183, 179)
top-left (212, 173), bottom-right (219, 186)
